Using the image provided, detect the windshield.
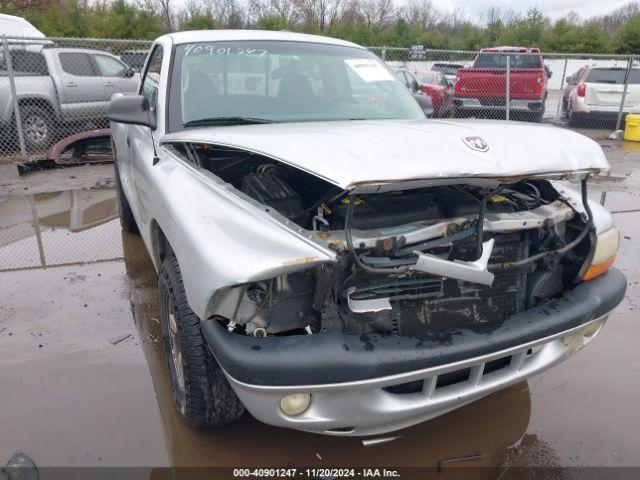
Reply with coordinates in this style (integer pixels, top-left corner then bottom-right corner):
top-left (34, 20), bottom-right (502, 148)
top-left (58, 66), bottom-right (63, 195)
top-left (474, 53), bottom-right (542, 69)
top-left (584, 69), bottom-right (640, 85)
top-left (168, 41), bottom-right (424, 131)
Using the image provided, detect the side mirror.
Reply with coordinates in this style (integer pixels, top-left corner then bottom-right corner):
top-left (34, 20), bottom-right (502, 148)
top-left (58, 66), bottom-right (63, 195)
top-left (107, 94), bottom-right (156, 129)
top-left (545, 65), bottom-right (553, 79)
top-left (412, 80), bottom-right (420, 92)
top-left (124, 67), bottom-right (135, 78)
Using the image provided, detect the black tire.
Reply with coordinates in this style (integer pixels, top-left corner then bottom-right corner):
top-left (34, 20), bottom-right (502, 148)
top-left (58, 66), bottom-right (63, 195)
top-left (158, 253), bottom-right (244, 428)
top-left (568, 111), bottom-right (581, 128)
top-left (528, 110), bottom-right (544, 123)
top-left (20, 104), bottom-right (54, 150)
top-left (113, 160), bottom-right (139, 234)
top-left (561, 99), bottom-right (569, 119)
top-left (453, 107), bottom-right (466, 118)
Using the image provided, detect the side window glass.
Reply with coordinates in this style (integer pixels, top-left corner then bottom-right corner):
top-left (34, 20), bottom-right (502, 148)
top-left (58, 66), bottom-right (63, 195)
top-left (59, 52), bottom-right (97, 77)
top-left (94, 55), bottom-right (127, 77)
top-left (10, 51), bottom-right (48, 75)
top-left (141, 46), bottom-right (163, 111)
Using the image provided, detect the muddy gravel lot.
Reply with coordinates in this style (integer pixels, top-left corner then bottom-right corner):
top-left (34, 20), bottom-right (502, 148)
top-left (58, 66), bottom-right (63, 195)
top-left (1, 131), bottom-right (639, 479)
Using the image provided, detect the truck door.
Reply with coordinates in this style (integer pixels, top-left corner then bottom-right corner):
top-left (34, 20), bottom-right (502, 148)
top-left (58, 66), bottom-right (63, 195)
top-left (92, 53), bottom-right (139, 100)
top-left (125, 45), bottom-right (163, 229)
top-left (57, 51), bottom-right (107, 121)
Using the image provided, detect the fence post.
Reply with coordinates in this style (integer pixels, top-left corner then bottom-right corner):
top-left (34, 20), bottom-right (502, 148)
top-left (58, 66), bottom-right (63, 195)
top-left (2, 35), bottom-right (28, 162)
top-left (381, 47), bottom-right (386, 62)
top-left (555, 57), bottom-right (568, 121)
top-left (505, 54), bottom-right (511, 121)
top-left (615, 54), bottom-right (634, 132)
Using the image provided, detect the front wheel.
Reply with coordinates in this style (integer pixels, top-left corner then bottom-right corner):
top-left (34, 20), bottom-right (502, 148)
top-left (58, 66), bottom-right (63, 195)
top-left (20, 105), bottom-right (54, 150)
top-left (158, 253), bottom-right (245, 428)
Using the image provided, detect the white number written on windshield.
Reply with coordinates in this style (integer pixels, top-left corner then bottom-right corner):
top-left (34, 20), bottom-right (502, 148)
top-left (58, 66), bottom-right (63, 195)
top-left (183, 44), bottom-right (268, 57)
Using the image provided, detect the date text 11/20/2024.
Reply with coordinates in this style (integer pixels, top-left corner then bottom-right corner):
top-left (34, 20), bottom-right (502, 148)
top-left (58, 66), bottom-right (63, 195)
top-left (233, 468), bottom-right (401, 478)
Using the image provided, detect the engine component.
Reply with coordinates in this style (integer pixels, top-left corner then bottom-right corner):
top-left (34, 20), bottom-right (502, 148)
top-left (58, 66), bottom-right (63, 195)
top-left (241, 170), bottom-right (304, 220)
top-left (331, 191), bottom-right (441, 229)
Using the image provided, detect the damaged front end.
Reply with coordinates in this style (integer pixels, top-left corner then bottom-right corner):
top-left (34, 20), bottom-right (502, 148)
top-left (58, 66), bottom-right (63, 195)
top-left (167, 142), bottom-right (601, 339)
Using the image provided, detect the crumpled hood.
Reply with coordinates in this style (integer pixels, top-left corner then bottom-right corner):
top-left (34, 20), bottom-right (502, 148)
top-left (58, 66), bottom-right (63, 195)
top-left (161, 119), bottom-right (609, 189)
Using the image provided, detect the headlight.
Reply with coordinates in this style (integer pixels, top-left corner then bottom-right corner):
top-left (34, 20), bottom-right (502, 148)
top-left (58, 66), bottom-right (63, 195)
top-left (583, 227), bottom-right (619, 281)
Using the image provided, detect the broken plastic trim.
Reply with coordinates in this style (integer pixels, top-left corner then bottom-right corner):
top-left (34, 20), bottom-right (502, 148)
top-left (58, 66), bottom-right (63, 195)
top-left (412, 238), bottom-right (495, 286)
top-left (346, 286), bottom-right (392, 312)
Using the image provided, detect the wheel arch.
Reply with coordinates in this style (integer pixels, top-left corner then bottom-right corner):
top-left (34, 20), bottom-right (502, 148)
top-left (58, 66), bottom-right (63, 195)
top-left (17, 97), bottom-right (58, 118)
top-left (150, 219), bottom-right (174, 270)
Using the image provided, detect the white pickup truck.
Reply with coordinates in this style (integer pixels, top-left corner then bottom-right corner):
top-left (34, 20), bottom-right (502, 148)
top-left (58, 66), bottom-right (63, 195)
top-left (0, 45), bottom-right (138, 148)
top-left (107, 30), bottom-right (625, 436)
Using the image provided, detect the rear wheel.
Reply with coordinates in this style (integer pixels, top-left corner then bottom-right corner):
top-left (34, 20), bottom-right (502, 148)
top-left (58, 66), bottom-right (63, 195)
top-left (114, 160), bottom-right (138, 234)
top-left (568, 111), bottom-right (582, 128)
top-left (158, 253), bottom-right (244, 428)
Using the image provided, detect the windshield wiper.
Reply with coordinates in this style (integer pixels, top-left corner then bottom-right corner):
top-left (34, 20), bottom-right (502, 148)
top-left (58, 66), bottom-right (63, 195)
top-left (183, 116), bottom-right (277, 127)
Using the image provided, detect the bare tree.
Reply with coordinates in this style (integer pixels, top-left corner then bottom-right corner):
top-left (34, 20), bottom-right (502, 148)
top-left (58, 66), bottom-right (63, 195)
top-left (154, 0), bottom-right (175, 31)
top-left (401, 0), bottom-right (438, 29)
top-left (437, 6), bottom-right (468, 33)
top-left (292, 0), bottom-right (344, 31)
top-left (359, 0), bottom-right (393, 27)
top-left (601, 1), bottom-right (640, 32)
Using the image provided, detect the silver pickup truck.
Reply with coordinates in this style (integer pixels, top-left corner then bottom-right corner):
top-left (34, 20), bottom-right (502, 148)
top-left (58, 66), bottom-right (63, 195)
top-left (107, 30), bottom-right (625, 437)
top-left (0, 46), bottom-right (138, 148)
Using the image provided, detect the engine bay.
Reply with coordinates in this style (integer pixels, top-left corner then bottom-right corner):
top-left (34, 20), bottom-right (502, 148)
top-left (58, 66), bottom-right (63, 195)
top-left (169, 142), bottom-right (595, 338)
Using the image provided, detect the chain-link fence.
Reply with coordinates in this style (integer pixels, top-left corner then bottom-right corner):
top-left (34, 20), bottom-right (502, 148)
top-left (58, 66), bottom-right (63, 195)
top-left (1, 35), bottom-right (152, 164)
top-left (371, 46), bottom-right (638, 130)
top-left (0, 186), bottom-right (122, 271)
top-left (0, 37), bottom-right (638, 164)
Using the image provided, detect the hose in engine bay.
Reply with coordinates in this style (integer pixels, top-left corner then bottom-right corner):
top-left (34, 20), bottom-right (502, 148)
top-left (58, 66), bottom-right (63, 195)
top-left (345, 178), bottom-right (594, 274)
top-left (489, 178), bottom-right (594, 269)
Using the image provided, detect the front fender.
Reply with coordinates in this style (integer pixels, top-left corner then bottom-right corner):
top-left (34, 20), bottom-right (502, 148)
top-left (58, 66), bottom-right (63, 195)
top-left (145, 149), bottom-right (336, 320)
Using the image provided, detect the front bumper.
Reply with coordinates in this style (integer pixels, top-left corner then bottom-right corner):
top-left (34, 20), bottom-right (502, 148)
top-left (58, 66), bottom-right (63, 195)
top-left (454, 97), bottom-right (544, 112)
top-left (202, 269), bottom-right (626, 436)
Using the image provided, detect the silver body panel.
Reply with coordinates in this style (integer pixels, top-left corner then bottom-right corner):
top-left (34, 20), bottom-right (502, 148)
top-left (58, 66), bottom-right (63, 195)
top-left (109, 30), bottom-right (618, 435)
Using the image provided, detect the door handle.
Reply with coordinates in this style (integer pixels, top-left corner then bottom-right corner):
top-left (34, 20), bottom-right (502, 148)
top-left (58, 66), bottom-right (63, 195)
top-left (104, 81), bottom-right (114, 87)
top-left (126, 136), bottom-right (131, 147)
top-left (66, 82), bottom-right (77, 87)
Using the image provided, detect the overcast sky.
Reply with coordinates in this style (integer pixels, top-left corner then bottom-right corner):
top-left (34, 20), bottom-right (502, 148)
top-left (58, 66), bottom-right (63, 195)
top-left (429, 0), bottom-right (632, 21)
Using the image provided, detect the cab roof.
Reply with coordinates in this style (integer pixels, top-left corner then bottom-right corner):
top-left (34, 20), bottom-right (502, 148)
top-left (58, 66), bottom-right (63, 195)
top-left (481, 46), bottom-right (541, 53)
top-left (162, 30), bottom-right (364, 49)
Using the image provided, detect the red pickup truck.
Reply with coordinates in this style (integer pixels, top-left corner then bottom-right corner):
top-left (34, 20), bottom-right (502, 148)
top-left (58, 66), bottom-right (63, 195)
top-left (453, 47), bottom-right (550, 122)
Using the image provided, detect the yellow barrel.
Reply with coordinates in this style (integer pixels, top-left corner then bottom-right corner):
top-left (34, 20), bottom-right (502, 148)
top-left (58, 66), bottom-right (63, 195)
top-left (624, 114), bottom-right (640, 141)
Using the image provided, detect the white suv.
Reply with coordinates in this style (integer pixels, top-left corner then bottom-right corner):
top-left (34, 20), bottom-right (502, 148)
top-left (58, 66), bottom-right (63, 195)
top-left (563, 66), bottom-right (640, 127)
